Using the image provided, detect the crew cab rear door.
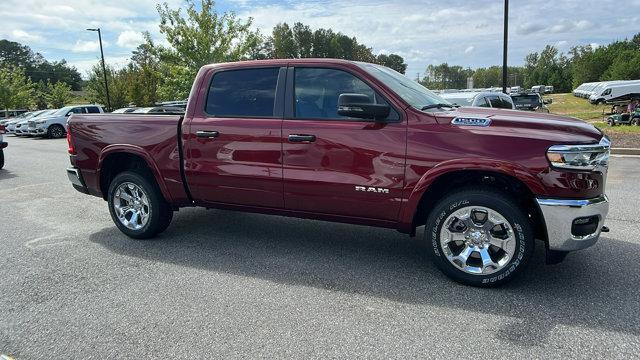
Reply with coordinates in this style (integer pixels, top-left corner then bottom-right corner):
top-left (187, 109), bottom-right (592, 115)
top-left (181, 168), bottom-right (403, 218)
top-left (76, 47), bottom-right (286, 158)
top-left (184, 65), bottom-right (286, 208)
top-left (282, 65), bottom-right (406, 221)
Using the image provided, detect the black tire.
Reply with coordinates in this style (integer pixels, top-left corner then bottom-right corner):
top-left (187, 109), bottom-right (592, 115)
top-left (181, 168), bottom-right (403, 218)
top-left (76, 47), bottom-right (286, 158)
top-left (47, 124), bottom-right (65, 139)
top-left (608, 118), bottom-right (615, 126)
top-left (107, 171), bottom-right (173, 239)
top-left (632, 118), bottom-right (640, 126)
top-left (0, 149), bottom-right (4, 170)
top-left (424, 188), bottom-right (534, 287)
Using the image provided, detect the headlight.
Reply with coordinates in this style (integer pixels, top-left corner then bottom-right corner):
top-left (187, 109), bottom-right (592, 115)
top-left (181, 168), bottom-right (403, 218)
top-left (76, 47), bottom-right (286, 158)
top-left (36, 120), bottom-right (47, 124)
top-left (546, 137), bottom-right (610, 170)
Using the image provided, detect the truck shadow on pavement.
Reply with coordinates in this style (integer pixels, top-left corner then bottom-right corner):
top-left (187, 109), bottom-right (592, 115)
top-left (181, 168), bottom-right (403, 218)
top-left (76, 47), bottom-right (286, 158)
top-left (89, 208), bottom-right (639, 346)
top-left (0, 169), bottom-right (17, 180)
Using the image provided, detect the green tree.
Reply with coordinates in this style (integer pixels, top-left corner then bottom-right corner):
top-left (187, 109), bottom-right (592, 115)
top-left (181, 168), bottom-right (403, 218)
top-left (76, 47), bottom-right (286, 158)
top-left (45, 80), bottom-right (72, 108)
top-left (0, 40), bottom-right (82, 90)
top-left (271, 23), bottom-right (297, 58)
top-left (155, 0), bottom-right (262, 98)
top-left (156, 0), bottom-right (260, 68)
top-left (86, 64), bottom-right (129, 109)
top-left (0, 66), bottom-right (35, 110)
top-left (292, 22), bottom-right (313, 58)
top-left (376, 54), bottom-right (407, 74)
top-left (604, 50), bottom-right (640, 80)
top-left (129, 32), bottom-right (161, 106)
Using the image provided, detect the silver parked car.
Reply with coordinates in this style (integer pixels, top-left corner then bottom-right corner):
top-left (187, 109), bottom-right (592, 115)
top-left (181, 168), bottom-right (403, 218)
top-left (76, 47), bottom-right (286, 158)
top-left (440, 91), bottom-right (515, 109)
top-left (29, 105), bottom-right (104, 138)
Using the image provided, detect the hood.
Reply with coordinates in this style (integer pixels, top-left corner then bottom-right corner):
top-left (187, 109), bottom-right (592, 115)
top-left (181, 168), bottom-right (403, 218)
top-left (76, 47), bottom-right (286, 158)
top-left (434, 106), bottom-right (603, 144)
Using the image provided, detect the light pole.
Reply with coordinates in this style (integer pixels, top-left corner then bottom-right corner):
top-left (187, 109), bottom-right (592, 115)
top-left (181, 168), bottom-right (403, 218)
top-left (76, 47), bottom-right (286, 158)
top-left (86, 28), bottom-right (111, 111)
top-left (501, 0), bottom-right (509, 94)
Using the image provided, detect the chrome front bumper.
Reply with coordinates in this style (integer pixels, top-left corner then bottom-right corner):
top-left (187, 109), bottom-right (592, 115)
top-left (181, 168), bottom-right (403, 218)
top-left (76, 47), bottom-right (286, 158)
top-left (536, 195), bottom-right (609, 252)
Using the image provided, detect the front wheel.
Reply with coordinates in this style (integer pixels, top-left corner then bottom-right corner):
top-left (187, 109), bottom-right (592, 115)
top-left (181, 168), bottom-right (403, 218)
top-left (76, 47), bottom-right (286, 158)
top-left (107, 171), bottom-right (173, 239)
top-left (0, 149), bottom-right (4, 169)
top-left (424, 189), bottom-right (534, 287)
top-left (608, 118), bottom-right (615, 126)
top-left (632, 118), bottom-right (640, 126)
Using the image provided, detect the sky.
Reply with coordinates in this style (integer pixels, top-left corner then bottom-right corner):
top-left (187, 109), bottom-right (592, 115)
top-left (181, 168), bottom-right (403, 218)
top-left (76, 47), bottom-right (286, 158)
top-left (1, 0), bottom-right (639, 79)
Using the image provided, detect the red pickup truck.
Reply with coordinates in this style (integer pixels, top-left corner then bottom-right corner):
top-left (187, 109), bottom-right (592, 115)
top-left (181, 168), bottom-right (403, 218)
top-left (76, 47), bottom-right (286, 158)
top-left (66, 59), bottom-right (610, 286)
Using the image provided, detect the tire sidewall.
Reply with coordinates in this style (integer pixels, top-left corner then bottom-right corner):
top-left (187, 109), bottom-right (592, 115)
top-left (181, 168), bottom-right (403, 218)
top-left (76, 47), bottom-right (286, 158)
top-left (425, 191), bottom-right (533, 286)
top-left (107, 171), bottom-right (163, 239)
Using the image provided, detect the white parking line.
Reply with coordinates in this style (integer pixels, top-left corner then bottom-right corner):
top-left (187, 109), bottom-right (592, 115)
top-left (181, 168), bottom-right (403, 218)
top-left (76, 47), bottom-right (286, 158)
top-left (25, 234), bottom-right (74, 249)
top-left (611, 154), bottom-right (640, 158)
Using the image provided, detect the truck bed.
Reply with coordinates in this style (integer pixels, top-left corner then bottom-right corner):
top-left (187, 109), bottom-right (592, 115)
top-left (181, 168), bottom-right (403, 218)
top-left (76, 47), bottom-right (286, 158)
top-left (67, 114), bottom-right (189, 204)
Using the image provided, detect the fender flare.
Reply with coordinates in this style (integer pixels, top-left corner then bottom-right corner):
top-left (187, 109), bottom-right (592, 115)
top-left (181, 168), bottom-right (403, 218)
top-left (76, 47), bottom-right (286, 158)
top-left (398, 158), bottom-right (547, 228)
top-left (98, 144), bottom-right (174, 203)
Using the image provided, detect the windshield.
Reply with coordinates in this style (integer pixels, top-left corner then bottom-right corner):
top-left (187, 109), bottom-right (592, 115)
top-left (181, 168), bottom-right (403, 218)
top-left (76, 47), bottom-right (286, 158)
top-left (36, 110), bottom-right (56, 117)
top-left (358, 63), bottom-right (449, 109)
top-left (440, 95), bottom-right (474, 106)
top-left (511, 95), bottom-right (541, 106)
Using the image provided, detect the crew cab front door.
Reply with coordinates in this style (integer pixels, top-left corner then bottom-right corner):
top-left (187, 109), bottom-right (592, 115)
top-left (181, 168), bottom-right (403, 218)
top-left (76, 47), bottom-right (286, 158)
top-left (185, 66), bottom-right (286, 208)
top-left (282, 66), bottom-right (406, 221)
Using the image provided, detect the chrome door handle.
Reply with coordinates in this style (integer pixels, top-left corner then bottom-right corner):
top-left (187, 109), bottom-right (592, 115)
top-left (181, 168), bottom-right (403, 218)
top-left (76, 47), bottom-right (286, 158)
top-left (196, 130), bottom-right (220, 138)
top-left (288, 134), bottom-right (316, 142)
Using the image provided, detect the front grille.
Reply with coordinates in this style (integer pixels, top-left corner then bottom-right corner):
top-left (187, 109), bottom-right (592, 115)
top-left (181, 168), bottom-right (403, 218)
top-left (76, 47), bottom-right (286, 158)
top-left (28, 121), bottom-right (35, 128)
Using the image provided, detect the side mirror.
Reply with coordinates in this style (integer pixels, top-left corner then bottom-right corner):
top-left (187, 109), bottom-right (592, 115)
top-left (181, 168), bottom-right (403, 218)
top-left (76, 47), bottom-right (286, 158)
top-left (337, 93), bottom-right (390, 121)
top-left (66, 112), bottom-right (73, 117)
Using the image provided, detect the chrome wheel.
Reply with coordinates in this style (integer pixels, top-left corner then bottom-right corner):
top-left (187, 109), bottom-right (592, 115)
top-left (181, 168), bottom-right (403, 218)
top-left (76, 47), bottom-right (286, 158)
top-left (50, 125), bottom-right (64, 138)
top-left (112, 182), bottom-right (150, 230)
top-left (440, 206), bottom-right (516, 275)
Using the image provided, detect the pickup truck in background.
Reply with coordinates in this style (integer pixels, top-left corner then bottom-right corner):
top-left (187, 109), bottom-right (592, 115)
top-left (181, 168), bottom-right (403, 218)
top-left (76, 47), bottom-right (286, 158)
top-left (66, 59), bottom-right (610, 287)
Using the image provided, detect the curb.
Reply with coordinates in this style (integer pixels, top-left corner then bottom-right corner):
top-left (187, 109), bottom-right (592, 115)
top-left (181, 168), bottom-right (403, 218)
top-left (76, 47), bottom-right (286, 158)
top-left (611, 148), bottom-right (640, 155)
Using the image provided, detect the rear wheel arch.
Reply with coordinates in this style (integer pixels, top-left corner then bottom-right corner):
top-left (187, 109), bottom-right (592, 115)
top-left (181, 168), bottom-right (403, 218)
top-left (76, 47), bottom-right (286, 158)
top-left (98, 150), bottom-right (171, 203)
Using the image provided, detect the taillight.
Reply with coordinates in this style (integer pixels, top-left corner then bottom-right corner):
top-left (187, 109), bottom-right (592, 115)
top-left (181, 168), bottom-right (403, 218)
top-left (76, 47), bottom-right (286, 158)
top-left (67, 129), bottom-right (76, 155)
top-left (0, 124), bottom-right (5, 134)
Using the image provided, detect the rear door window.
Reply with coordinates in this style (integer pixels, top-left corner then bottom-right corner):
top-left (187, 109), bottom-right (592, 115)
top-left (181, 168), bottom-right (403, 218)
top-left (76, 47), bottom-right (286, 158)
top-left (85, 106), bottom-right (101, 114)
top-left (206, 67), bottom-right (280, 117)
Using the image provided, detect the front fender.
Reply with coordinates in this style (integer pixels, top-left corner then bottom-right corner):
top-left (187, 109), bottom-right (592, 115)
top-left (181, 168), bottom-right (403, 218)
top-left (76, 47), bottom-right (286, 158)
top-left (398, 158), bottom-right (547, 230)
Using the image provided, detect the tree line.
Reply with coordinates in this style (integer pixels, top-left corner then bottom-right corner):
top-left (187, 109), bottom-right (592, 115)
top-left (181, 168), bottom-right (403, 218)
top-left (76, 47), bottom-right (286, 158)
top-left (84, 0), bottom-right (408, 109)
top-left (0, 40), bottom-right (82, 110)
top-left (420, 33), bottom-right (640, 92)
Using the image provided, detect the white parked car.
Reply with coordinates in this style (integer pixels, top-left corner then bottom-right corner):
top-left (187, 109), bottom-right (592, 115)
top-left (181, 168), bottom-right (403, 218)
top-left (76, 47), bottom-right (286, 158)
top-left (7, 110), bottom-right (53, 134)
top-left (440, 91), bottom-right (515, 109)
top-left (28, 105), bottom-right (104, 138)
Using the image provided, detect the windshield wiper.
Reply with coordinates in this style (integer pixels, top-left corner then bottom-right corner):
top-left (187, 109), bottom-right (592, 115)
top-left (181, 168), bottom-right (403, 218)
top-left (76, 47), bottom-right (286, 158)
top-left (421, 103), bottom-right (458, 110)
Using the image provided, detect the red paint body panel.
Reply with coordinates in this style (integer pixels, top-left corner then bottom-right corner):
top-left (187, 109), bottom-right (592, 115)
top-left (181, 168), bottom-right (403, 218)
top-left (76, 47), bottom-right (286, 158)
top-left (68, 58), bottom-right (606, 234)
top-left (282, 119), bottom-right (406, 221)
top-left (67, 114), bottom-right (190, 205)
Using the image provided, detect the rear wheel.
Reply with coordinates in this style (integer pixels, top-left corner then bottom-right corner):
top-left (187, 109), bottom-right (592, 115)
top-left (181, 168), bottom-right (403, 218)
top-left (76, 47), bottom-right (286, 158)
top-left (424, 189), bottom-right (534, 287)
top-left (632, 117), bottom-right (640, 126)
top-left (47, 124), bottom-right (65, 139)
top-left (608, 118), bottom-right (615, 126)
top-left (0, 149), bottom-right (4, 169)
top-left (107, 171), bottom-right (173, 239)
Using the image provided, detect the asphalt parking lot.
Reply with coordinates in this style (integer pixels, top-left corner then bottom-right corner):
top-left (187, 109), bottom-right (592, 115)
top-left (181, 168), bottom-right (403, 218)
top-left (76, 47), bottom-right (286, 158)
top-left (1, 135), bottom-right (639, 359)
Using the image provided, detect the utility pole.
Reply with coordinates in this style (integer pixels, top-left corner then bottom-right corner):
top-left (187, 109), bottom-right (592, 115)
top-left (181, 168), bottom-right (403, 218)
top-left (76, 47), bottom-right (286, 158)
top-left (86, 28), bottom-right (111, 111)
top-left (502, 0), bottom-right (509, 94)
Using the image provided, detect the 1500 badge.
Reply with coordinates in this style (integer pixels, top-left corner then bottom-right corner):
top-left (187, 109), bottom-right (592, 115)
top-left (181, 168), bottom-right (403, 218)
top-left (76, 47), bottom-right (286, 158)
top-left (355, 186), bottom-right (389, 194)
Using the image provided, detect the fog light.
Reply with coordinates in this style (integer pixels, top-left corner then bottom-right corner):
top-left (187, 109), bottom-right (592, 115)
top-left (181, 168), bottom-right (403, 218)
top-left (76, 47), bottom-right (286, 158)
top-left (571, 216), bottom-right (599, 237)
